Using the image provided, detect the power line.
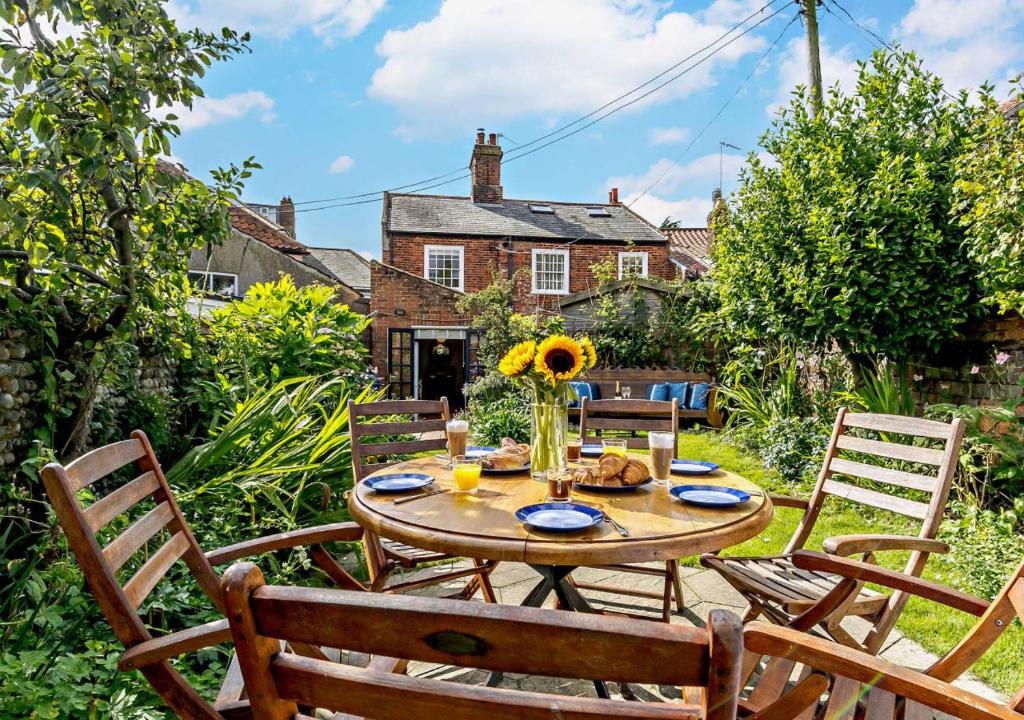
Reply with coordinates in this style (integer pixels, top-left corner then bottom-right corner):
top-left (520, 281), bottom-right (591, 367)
top-left (627, 11), bottom-right (799, 209)
top-left (291, 0), bottom-right (789, 211)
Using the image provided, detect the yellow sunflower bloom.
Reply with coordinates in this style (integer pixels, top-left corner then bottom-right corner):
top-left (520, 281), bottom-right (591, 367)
top-left (498, 340), bottom-right (536, 377)
top-left (533, 335), bottom-right (585, 386)
top-left (579, 336), bottom-right (597, 369)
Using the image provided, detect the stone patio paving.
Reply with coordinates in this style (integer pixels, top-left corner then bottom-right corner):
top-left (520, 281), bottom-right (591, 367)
top-left (393, 559), bottom-right (1005, 704)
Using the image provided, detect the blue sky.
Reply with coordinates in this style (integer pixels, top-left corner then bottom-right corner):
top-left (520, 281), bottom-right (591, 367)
top-left (162, 0), bottom-right (1024, 258)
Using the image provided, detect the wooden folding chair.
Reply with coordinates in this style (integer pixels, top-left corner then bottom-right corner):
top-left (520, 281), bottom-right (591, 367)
top-left (739, 550), bottom-right (1024, 720)
top-left (573, 397), bottom-right (683, 621)
top-left (41, 430), bottom-right (385, 720)
top-left (222, 560), bottom-right (744, 720)
top-left (702, 407), bottom-right (964, 653)
top-left (347, 397), bottom-right (497, 600)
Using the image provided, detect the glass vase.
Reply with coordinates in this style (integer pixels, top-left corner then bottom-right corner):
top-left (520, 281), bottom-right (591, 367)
top-left (530, 401), bottom-right (568, 480)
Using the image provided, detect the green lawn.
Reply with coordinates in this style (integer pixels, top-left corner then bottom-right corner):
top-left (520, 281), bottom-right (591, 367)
top-left (677, 430), bottom-right (1023, 695)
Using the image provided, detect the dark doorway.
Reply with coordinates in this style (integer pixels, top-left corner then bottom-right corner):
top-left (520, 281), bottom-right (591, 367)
top-left (417, 338), bottom-right (465, 410)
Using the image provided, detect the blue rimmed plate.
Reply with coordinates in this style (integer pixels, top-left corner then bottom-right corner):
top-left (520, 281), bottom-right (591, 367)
top-left (670, 484), bottom-right (750, 507)
top-left (515, 503), bottom-right (603, 532)
top-left (575, 476), bottom-right (653, 493)
top-left (465, 445), bottom-right (495, 459)
top-left (363, 473), bottom-right (433, 493)
top-left (580, 444), bottom-right (604, 457)
top-left (483, 462), bottom-right (531, 476)
top-left (671, 459), bottom-right (720, 476)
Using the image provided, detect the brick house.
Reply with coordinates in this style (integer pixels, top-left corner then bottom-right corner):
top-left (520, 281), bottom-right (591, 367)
top-left (370, 129), bottom-right (672, 406)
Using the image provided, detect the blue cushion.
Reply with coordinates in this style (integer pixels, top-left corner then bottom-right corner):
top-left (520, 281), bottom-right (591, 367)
top-left (588, 381), bottom-right (601, 400)
top-left (568, 381), bottom-right (592, 408)
top-left (689, 382), bottom-right (711, 410)
top-left (667, 382), bottom-right (690, 407)
top-left (646, 383), bottom-right (669, 401)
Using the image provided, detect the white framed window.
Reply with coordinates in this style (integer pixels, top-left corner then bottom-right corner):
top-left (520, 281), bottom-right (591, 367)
top-left (424, 245), bottom-right (464, 291)
top-left (618, 251), bottom-right (648, 279)
top-left (531, 248), bottom-right (570, 295)
top-left (188, 270), bottom-right (238, 297)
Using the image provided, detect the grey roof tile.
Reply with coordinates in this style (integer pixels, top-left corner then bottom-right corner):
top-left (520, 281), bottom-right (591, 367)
top-left (303, 247), bottom-right (371, 292)
top-left (385, 193), bottom-right (665, 244)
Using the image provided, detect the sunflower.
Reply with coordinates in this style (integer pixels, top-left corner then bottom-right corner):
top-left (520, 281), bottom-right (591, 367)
top-left (579, 336), bottom-right (597, 369)
top-left (534, 335), bottom-right (585, 386)
top-left (498, 340), bottom-right (536, 377)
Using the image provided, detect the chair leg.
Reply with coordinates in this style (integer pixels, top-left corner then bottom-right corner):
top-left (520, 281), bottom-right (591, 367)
top-left (474, 559), bottom-right (499, 603)
top-left (742, 601), bottom-right (763, 623)
top-left (669, 560), bottom-right (685, 612)
top-left (661, 572), bottom-right (673, 622)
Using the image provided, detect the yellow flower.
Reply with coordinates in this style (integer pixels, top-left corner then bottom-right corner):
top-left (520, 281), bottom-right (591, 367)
top-left (499, 340), bottom-right (536, 377)
top-left (579, 336), bottom-right (597, 369)
top-left (534, 335), bottom-right (585, 386)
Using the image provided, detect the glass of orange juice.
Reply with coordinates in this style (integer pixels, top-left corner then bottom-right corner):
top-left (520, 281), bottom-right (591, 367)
top-left (452, 455), bottom-right (482, 494)
top-left (602, 438), bottom-right (628, 456)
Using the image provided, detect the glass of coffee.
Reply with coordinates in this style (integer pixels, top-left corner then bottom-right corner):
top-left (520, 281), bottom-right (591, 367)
top-left (566, 439), bottom-right (582, 462)
top-left (446, 419), bottom-right (469, 467)
top-left (546, 469), bottom-right (574, 503)
top-left (649, 431), bottom-right (675, 486)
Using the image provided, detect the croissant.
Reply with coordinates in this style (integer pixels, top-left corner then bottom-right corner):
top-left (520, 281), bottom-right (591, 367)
top-left (621, 459), bottom-right (649, 486)
top-left (599, 452), bottom-right (628, 480)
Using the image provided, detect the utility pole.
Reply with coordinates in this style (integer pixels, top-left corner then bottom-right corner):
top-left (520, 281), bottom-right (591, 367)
top-left (802, 0), bottom-right (824, 116)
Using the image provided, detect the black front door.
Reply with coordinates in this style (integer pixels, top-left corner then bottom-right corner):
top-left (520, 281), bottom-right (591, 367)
top-left (387, 328), bottom-right (414, 399)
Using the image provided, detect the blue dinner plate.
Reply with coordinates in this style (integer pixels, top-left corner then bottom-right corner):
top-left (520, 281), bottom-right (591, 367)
top-left (515, 503), bottom-right (604, 532)
top-left (670, 484), bottom-right (750, 507)
top-left (671, 459), bottom-right (721, 476)
top-left (580, 444), bottom-right (604, 457)
top-left (483, 462), bottom-right (531, 476)
top-left (465, 445), bottom-right (495, 459)
top-left (575, 476), bottom-right (653, 493)
top-left (363, 473), bottom-right (433, 493)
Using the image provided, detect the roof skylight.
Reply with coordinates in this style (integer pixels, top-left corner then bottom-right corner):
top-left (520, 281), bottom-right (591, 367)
top-left (528, 204), bottom-right (554, 214)
top-left (586, 207), bottom-right (611, 217)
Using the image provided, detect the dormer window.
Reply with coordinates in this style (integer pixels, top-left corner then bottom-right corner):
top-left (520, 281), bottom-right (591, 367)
top-left (529, 204), bottom-right (554, 214)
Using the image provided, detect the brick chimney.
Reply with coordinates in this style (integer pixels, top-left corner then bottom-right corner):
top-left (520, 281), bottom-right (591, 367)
top-left (470, 128), bottom-right (503, 204)
top-left (279, 196), bottom-right (296, 238)
top-left (608, 187), bottom-right (619, 204)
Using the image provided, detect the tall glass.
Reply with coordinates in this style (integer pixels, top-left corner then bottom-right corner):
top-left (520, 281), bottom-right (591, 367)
top-left (446, 419), bottom-right (468, 466)
top-left (649, 431), bottom-right (675, 486)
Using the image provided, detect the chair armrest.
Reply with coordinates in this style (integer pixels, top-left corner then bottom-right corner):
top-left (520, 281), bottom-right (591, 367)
top-left (792, 550), bottom-right (988, 616)
top-left (823, 534), bottom-right (949, 557)
top-left (119, 619), bottom-right (232, 671)
top-left (205, 521), bottom-right (364, 566)
top-left (770, 494), bottom-right (809, 509)
top-left (743, 622), bottom-right (1016, 720)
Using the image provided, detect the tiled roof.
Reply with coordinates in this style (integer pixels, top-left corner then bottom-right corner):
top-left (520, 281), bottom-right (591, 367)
top-left (1000, 97), bottom-right (1022, 121)
top-left (228, 205), bottom-right (307, 254)
top-left (303, 247), bottom-right (371, 292)
top-left (385, 193), bottom-right (665, 244)
top-left (665, 227), bottom-right (711, 273)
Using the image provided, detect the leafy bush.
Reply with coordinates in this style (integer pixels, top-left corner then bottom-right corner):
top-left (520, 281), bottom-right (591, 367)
top-left (759, 416), bottom-right (829, 482)
top-left (718, 345), bottom-right (814, 434)
top-left (838, 359), bottom-right (915, 416)
top-left (938, 501), bottom-right (1024, 599)
top-left (469, 394), bottom-right (531, 446)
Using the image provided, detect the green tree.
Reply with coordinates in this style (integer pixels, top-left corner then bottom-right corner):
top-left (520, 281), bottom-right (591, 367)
top-left (712, 50), bottom-right (983, 372)
top-left (954, 78), bottom-right (1024, 315)
top-left (0, 0), bottom-right (256, 457)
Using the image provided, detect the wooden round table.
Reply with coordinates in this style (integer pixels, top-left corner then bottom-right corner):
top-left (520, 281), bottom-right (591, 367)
top-left (349, 452), bottom-right (772, 593)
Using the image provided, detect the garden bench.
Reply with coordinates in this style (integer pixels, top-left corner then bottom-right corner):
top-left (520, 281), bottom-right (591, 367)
top-left (221, 560), bottom-right (745, 720)
top-left (701, 407), bottom-right (965, 654)
top-left (41, 430), bottom-right (395, 720)
top-left (570, 368), bottom-right (723, 428)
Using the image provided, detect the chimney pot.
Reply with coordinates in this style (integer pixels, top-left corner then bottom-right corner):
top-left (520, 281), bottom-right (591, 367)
top-left (609, 187), bottom-right (619, 204)
top-left (488, 132), bottom-right (497, 145)
top-left (278, 195), bottom-right (296, 238)
top-left (476, 128), bottom-right (485, 144)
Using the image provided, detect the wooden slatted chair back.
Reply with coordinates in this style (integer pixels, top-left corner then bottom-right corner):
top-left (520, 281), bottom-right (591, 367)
top-left (41, 430), bottom-right (224, 719)
top-left (347, 398), bottom-right (450, 481)
top-left (578, 398), bottom-right (680, 454)
top-left (742, 620), bottom-right (1023, 720)
top-left (223, 561), bottom-right (743, 720)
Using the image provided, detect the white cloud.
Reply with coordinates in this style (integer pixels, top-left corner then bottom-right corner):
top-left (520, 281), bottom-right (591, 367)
top-left (606, 152), bottom-right (745, 226)
top-left (895, 0), bottom-right (1024, 94)
top-left (328, 155), bottom-right (356, 173)
top-left (649, 126), bottom-right (691, 145)
top-left (166, 0), bottom-right (386, 44)
top-left (699, 0), bottom-right (775, 25)
top-left (368, 0), bottom-right (767, 138)
top-left (769, 36), bottom-right (860, 115)
top-left (157, 91), bottom-right (276, 131)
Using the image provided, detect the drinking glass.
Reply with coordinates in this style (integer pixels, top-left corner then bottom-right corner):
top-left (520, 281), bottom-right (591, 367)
top-left (621, 385), bottom-right (632, 399)
top-left (602, 438), bottom-right (628, 456)
top-left (648, 431), bottom-right (675, 486)
top-left (546, 468), bottom-right (574, 503)
top-left (452, 455), bottom-right (482, 494)
top-left (566, 439), bottom-right (582, 463)
top-left (446, 419), bottom-right (469, 467)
